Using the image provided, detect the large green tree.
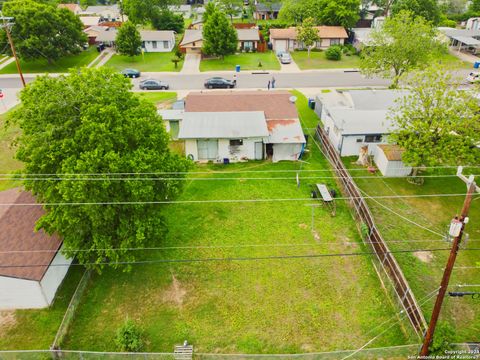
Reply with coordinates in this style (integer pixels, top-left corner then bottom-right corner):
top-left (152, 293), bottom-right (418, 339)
top-left (279, 0), bottom-right (360, 27)
top-left (218, 0), bottom-right (243, 22)
top-left (391, 0), bottom-right (441, 24)
top-left (297, 17), bottom-right (319, 58)
top-left (122, 0), bottom-right (178, 24)
top-left (0, 0), bottom-right (86, 63)
top-left (115, 22), bottom-right (142, 57)
top-left (359, 11), bottom-right (440, 87)
top-left (389, 67), bottom-right (480, 175)
top-left (10, 67), bottom-right (191, 269)
top-left (151, 9), bottom-right (184, 33)
top-left (202, 10), bottom-right (238, 58)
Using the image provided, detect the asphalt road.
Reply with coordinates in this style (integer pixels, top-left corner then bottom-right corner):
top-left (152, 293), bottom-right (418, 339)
top-left (0, 68), bottom-right (472, 90)
top-left (0, 70), bottom-right (392, 90)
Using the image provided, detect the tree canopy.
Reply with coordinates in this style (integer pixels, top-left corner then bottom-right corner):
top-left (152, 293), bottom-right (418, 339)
top-left (10, 67), bottom-right (191, 270)
top-left (202, 9), bottom-right (238, 58)
top-left (297, 17), bottom-right (319, 57)
top-left (0, 0), bottom-right (86, 63)
top-left (279, 0), bottom-right (360, 28)
top-left (218, 0), bottom-right (243, 22)
top-left (391, 0), bottom-right (441, 24)
top-left (116, 22), bottom-right (142, 57)
top-left (151, 9), bottom-right (184, 33)
top-left (122, 0), bottom-right (178, 24)
top-left (389, 67), bottom-right (480, 172)
top-left (359, 11), bottom-right (440, 87)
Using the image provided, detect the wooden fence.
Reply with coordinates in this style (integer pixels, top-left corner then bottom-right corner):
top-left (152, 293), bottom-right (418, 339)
top-left (315, 125), bottom-right (427, 336)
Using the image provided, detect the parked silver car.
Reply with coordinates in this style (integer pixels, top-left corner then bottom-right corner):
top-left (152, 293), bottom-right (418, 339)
top-left (280, 53), bottom-right (292, 64)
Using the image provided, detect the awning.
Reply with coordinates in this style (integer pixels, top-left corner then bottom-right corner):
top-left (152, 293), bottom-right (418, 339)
top-left (452, 35), bottom-right (480, 46)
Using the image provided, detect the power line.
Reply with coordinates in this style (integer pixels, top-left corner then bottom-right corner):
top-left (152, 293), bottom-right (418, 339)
top-left (1, 247), bottom-right (479, 269)
top-left (0, 192), bottom-right (474, 206)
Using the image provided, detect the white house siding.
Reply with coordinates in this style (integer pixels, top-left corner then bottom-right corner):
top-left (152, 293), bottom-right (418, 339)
top-left (272, 143), bottom-right (303, 162)
top-left (143, 39), bottom-right (174, 53)
top-left (373, 146), bottom-right (412, 177)
top-left (40, 250), bottom-right (73, 305)
top-left (185, 138), bottom-right (264, 162)
top-left (0, 276), bottom-right (48, 309)
top-left (339, 135), bottom-right (388, 157)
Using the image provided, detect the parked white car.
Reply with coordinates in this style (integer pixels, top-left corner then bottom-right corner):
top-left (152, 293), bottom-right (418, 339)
top-left (280, 53), bottom-right (292, 64)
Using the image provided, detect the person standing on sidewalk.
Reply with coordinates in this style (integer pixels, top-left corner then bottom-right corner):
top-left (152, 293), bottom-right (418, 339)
top-left (271, 76), bottom-right (276, 89)
top-left (267, 80), bottom-right (271, 90)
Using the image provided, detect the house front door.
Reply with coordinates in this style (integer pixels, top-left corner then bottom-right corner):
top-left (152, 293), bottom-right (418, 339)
top-left (254, 142), bottom-right (263, 160)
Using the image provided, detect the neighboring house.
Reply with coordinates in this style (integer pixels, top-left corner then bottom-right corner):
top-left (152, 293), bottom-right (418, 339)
top-left (438, 27), bottom-right (480, 51)
top-left (180, 28), bottom-right (261, 53)
top-left (254, 2), bottom-right (282, 20)
top-left (83, 5), bottom-right (123, 21)
top-left (58, 3), bottom-right (82, 15)
top-left (373, 144), bottom-right (412, 177)
top-left (467, 17), bottom-right (480, 31)
top-left (270, 26), bottom-right (348, 52)
top-left (0, 188), bottom-right (72, 310)
top-left (179, 91), bottom-right (306, 162)
top-left (315, 89), bottom-right (407, 157)
top-left (84, 25), bottom-right (108, 45)
top-left (352, 27), bottom-right (374, 50)
top-left (168, 4), bottom-right (192, 17)
top-left (80, 16), bottom-right (101, 28)
top-left (190, 19), bottom-right (203, 30)
top-left (96, 29), bottom-right (176, 52)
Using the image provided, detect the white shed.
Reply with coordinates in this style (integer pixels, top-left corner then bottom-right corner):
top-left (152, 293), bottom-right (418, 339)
top-left (0, 188), bottom-right (73, 310)
top-left (374, 144), bottom-right (412, 177)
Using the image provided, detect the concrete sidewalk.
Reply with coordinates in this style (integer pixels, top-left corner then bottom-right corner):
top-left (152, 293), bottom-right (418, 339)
top-left (0, 58), bottom-right (15, 71)
top-left (95, 49), bottom-right (115, 67)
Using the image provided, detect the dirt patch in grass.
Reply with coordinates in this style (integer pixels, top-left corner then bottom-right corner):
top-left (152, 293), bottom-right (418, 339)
top-left (162, 275), bottom-right (187, 307)
top-left (413, 251), bottom-right (434, 263)
top-left (0, 311), bottom-right (16, 330)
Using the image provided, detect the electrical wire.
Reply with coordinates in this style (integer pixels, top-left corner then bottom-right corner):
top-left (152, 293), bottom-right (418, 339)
top-left (1, 247), bottom-right (479, 269)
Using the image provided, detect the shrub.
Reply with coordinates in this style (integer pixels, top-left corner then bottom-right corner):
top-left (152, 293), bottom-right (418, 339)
top-left (439, 17), bottom-right (457, 27)
top-left (325, 46), bottom-right (342, 61)
top-left (115, 319), bottom-right (144, 352)
top-left (341, 43), bottom-right (357, 56)
top-left (429, 322), bottom-right (455, 355)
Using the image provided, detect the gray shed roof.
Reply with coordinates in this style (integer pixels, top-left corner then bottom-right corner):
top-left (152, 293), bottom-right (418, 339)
top-left (452, 35), bottom-right (480, 45)
top-left (237, 29), bottom-right (260, 41)
top-left (158, 109), bottom-right (184, 120)
top-left (178, 111), bottom-right (269, 139)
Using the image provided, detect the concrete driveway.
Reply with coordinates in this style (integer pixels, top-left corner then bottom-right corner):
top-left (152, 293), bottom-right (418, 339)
top-left (279, 56), bottom-right (301, 72)
top-left (181, 53), bottom-right (201, 74)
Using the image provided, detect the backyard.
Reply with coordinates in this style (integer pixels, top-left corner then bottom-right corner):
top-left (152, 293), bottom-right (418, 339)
top-left (58, 92), bottom-right (415, 353)
top-left (291, 50), bottom-right (361, 70)
top-left (344, 160), bottom-right (480, 341)
top-left (0, 47), bottom-right (99, 74)
top-left (200, 51), bottom-right (280, 72)
top-left (105, 52), bottom-right (183, 72)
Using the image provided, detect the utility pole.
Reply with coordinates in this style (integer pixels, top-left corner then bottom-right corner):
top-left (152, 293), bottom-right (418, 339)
top-left (0, 14), bottom-right (26, 87)
top-left (419, 167), bottom-right (479, 356)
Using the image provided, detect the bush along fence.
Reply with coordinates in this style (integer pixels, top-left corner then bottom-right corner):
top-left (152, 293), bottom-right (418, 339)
top-left (314, 125), bottom-right (427, 337)
top-left (51, 269), bottom-right (92, 350)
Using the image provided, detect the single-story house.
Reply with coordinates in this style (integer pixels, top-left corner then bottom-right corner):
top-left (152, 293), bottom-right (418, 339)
top-left (254, 2), bottom-right (282, 20)
top-left (84, 25), bottom-right (108, 45)
top-left (467, 17), bottom-right (480, 31)
top-left (96, 29), bottom-right (176, 52)
top-left (0, 188), bottom-right (72, 310)
top-left (180, 91), bottom-right (306, 162)
top-left (58, 3), bottom-right (82, 15)
top-left (373, 144), bottom-right (412, 177)
top-left (190, 19), bottom-right (203, 30)
top-left (315, 89), bottom-right (408, 156)
top-left (80, 16), bottom-right (101, 28)
top-left (180, 28), bottom-right (261, 53)
top-left (270, 26), bottom-right (348, 52)
top-left (438, 27), bottom-right (480, 52)
top-left (83, 5), bottom-right (123, 21)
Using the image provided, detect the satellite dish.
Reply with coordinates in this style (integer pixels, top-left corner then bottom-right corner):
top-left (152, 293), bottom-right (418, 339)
top-left (289, 96), bottom-right (297, 103)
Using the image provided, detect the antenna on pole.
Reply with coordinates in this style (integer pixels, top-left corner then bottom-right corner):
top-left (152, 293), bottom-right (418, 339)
top-left (0, 12), bottom-right (26, 87)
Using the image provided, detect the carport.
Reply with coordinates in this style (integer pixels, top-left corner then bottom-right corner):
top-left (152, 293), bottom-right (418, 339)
top-left (451, 35), bottom-right (480, 53)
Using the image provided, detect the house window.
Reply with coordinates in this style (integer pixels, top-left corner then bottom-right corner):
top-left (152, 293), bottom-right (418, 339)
top-left (330, 39), bottom-right (340, 45)
top-left (163, 41), bottom-right (169, 49)
top-left (364, 134), bottom-right (382, 143)
top-left (230, 139), bottom-right (243, 146)
top-left (243, 41), bottom-right (253, 50)
top-left (356, 138), bottom-right (363, 143)
top-left (152, 41), bottom-right (157, 49)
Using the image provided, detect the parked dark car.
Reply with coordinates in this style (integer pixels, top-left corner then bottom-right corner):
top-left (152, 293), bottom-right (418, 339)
top-left (204, 77), bottom-right (235, 89)
top-left (139, 79), bottom-right (169, 90)
top-left (121, 68), bottom-right (141, 78)
top-left (96, 43), bottom-right (105, 52)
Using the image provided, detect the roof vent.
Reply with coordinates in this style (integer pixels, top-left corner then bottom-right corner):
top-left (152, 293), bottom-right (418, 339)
top-left (289, 96), bottom-right (297, 103)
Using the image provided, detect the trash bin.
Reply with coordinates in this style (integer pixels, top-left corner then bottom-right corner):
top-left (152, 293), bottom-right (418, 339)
top-left (309, 99), bottom-right (315, 110)
top-left (308, 98), bottom-right (313, 107)
top-left (474, 61), bottom-right (480, 69)
top-left (235, 65), bottom-right (241, 72)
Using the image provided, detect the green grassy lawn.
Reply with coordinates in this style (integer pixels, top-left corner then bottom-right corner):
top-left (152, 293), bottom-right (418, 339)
top-left (0, 108), bottom-right (22, 191)
top-left (291, 50), bottom-right (361, 70)
top-left (0, 47), bottom-right (99, 74)
top-left (343, 160), bottom-right (480, 341)
top-left (61, 92), bottom-right (414, 353)
top-left (135, 91), bottom-right (177, 108)
top-left (200, 51), bottom-right (280, 72)
top-left (434, 51), bottom-right (473, 69)
top-left (0, 267), bottom-right (85, 349)
top-left (105, 52), bottom-right (183, 72)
